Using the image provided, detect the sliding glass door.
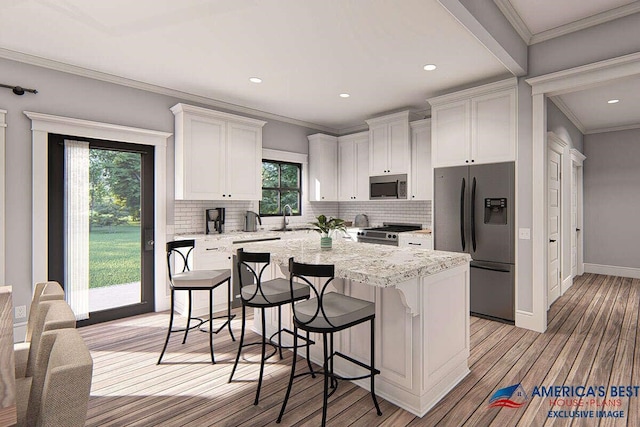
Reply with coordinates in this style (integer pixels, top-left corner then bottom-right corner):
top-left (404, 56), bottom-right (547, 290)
top-left (48, 134), bottom-right (155, 325)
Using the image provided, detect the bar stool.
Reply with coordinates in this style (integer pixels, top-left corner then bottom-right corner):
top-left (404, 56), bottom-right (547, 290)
top-left (229, 248), bottom-right (315, 405)
top-left (158, 239), bottom-right (235, 364)
top-left (277, 257), bottom-right (382, 426)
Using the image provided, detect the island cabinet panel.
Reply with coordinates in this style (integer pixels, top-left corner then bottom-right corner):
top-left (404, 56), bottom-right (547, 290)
top-left (242, 237), bottom-right (470, 417)
top-left (377, 285), bottom-right (413, 390)
top-left (421, 266), bottom-right (469, 395)
top-left (172, 103), bottom-right (266, 201)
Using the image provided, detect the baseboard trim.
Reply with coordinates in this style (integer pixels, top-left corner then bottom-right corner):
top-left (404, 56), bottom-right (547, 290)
top-left (584, 263), bottom-right (640, 279)
top-left (515, 310), bottom-right (545, 333)
top-left (561, 276), bottom-right (574, 294)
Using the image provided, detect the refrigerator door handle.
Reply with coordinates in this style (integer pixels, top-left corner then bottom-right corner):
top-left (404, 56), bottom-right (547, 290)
top-left (460, 177), bottom-right (466, 251)
top-left (471, 177), bottom-right (477, 252)
top-left (470, 261), bottom-right (511, 273)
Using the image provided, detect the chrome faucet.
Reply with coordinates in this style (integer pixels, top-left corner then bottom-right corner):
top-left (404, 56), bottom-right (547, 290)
top-left (282, 204), bottom-right (293, 230)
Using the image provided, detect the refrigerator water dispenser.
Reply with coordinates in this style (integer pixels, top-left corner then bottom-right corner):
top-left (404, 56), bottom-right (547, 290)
top-left (484, 198), bottom-right (507, 225)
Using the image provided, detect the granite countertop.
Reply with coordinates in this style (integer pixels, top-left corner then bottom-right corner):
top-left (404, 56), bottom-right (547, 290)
top-left (234, 236), bottom-right (470, 287)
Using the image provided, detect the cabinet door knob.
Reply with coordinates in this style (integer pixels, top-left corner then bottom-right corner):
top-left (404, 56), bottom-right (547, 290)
top-left (465, 160), bottom-right (469, 163)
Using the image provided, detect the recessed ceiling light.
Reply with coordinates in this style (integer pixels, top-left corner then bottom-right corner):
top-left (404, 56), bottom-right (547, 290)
top-left (423, 64), bottom-right (437, 71)
top-left (339, 93), bottom-right (350, 98)
top-left (607, 99), bottom-right (619, 104)
top-left (249, 77), bottom-right (262, 83)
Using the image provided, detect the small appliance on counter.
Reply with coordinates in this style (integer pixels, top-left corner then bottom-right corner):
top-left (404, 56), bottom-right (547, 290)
top-left (205, 207), bottom-right (225, 234)
top-left (354, 214), bottom-right (369, 228)
top-left (243, 211), bottom-right (261, 232)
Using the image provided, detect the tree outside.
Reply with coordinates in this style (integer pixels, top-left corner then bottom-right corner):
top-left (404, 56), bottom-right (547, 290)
top-left (260, 161), bottom-right (301, 215)
top-left (89, 149), bottom-right (141, 288)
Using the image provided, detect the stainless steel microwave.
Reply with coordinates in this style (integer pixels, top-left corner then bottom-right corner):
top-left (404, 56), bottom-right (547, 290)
top-left (369, 174), bottom-right (408, 199)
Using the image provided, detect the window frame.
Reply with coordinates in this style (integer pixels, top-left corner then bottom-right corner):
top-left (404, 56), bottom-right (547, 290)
top-left (260, 159), bottom-right (303, 217)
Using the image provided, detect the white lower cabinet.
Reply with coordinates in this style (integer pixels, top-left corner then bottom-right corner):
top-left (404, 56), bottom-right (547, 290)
top-left (398, 233), bottom-right (433, 250)
top-left (174, 242), bottom-right (232, 316)
top-left (260, 262), bottom-right (470, 417)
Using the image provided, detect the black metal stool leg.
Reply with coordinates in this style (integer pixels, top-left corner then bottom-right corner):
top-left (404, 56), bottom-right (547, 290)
top-left (227, 278), bottom-right (235, 341)
top-left (330, 332), bottom-right (337, 389)
top-left (209, 288), bottom-right (215, 364)
top-left (254, 307), bottom-right (267, 405)
top-left (157, 288), bottom-right (175, 364)
top-left (277, 306), bottom-right (283, 360)
top-left (183, 290), bottom-right (192, 344)
top-left (321, 332), bottom-right (329, 426)
top-left (371, 317), bottom-right (382, 416)
top-left (229, 304), bottom-right (246, 382)
top-left (277, 325), bottom-right (298, 424)
top-left (306, 330), bottom-right (315, 377)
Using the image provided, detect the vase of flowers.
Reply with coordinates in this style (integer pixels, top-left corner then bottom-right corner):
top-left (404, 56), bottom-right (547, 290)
top-left (310, 214), bottom-right (347, 250)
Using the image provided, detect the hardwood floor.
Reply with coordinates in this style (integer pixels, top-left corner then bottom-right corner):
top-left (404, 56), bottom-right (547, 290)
top-left (79, 274), bottom-right (640, 426)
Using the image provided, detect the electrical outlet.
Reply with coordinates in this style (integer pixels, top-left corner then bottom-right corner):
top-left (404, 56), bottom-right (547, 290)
top-left (519, 228), bottom-right (531, 240)
top-left (15, 305), bottom-right (27, 319)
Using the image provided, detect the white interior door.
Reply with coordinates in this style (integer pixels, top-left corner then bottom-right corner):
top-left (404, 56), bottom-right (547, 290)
top-left (571, 165), bottom-right (578, 278)
top-left (547, 147), bottom-right (562, 306)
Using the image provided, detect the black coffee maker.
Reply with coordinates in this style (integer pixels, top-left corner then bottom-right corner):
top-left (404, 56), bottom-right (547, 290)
top-left (205, 208), bottom-right (225, 234)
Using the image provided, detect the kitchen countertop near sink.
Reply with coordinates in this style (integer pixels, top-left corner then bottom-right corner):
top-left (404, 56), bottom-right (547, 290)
top-left (174, 227), bottom-right (317, 243)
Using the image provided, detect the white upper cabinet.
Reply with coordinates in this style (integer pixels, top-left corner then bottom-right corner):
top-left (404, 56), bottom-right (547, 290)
top-left (409, 119), bottom-right (432, 201)
top-left (308, 133), bottom-right (338, 201)
top-left (172, 103), bottom-right (266, 200)
top-left (429, 78), bottom-right (517, 168)
top-left (366, 111), bottom-right (410, 176)
top-left (338, 132), bottom-right (369, 201)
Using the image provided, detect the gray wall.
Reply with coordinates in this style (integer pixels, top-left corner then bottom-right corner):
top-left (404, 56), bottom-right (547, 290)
top-left (547, 100), bottom-right (584, 152)
top-left (528, 12), bottom-right (640, 78)
top-left (583, 129), bottom-right (640, 269)
top-left (0, 57), bottom-right (319, 322)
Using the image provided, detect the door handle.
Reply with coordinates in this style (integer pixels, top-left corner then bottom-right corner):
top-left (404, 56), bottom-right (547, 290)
top-left (576, 228), bottom-right (581, 231)
top-left (471, 177), bottom-right (477, 252)
top-left (460, 178), bottom-right (466, 251)
top-left (549, 239), bottom-right (556, 243)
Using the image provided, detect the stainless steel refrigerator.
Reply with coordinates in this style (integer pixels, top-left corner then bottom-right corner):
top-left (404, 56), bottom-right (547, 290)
top-left (434, 162), bottom-right (515, 323)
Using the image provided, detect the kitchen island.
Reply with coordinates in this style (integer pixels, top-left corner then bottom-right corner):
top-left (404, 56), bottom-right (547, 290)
top-left (234, 236), bottom-right (471, 417)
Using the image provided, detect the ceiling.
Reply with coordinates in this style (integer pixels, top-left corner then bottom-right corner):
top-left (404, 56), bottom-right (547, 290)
top-left (0, 0), bottom-right (510, 132)
top-left (496, 0), bottom-right (640, 134)
top-left (0, 1), bottom-right (637, 135)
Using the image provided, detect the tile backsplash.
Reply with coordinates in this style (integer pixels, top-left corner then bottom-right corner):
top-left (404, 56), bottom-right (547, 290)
top-left (174, 199), bottom-right (430, 234)
top-left (338, 200), bottom-right (431, 228)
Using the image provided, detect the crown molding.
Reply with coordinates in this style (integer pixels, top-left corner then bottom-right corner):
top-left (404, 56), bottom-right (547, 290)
top-left (427, 77), bottom-right (517, 106)
top-left (493, 0), bottom-right (532, 44)
top-left (529, 1), bottom-right (640, 45)
top-left (0, 47), bottom-right (338, 134)
top-left (548, 96), bottom-right (586, 134)
top-left (526, 52), bottom-right (640, 96)
top-left (585, 122), bottom-right (640, 135)
top-left (570, 148), bottom-right (586, 163)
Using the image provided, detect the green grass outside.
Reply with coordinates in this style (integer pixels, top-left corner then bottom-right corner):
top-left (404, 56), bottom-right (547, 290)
top-left (89, 223), bottom-right (141, 289)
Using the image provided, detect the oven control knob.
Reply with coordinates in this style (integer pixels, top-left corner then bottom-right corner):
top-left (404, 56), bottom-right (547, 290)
top-left (392, 234), bottom-right (397, 238)
top-left (387, 234), bottom-right (392, 238)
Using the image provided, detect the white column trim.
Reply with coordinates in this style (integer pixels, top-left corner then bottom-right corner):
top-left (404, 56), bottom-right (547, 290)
top-left (24, 111), bottom-right (172, 312)
top-left (523, 93), bottom-right (547, 333)
top-left (571, 149), bottom-right (586, 277)
top-left (0, 109), bottom-right (6, 285)
top-left (526, 53), bottom-right (640, 334)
